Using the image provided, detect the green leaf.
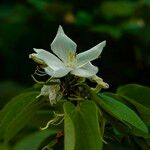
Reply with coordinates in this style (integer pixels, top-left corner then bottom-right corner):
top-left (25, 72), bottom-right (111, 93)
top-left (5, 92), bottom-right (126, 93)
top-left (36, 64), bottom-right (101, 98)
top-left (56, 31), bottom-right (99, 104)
top-left (103, 92), bottom-right (150, 138)
top-left (64, 103), bottom-right (75, 150)
top-left (93, 93), bottom-right (148, 133)
top-left (64, 101), bottom-right (102, 150)
top-left (117, 84), bottom-right (150, 123)
top-left (14, 129), bottom-right (57, 150)
top-left (132, 127), bottom-right (150, 138)
top-left (117, 84), bottom-right (150, 107)
top-left (0, 91), bottom-right (40, 142)
top-left (0, 143), bottom-right (10, 150)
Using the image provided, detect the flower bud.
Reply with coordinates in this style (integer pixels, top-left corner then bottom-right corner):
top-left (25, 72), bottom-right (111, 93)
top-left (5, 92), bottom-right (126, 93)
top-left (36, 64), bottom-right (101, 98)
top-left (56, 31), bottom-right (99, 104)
top-left (29, 53), bottom-right (47, 66)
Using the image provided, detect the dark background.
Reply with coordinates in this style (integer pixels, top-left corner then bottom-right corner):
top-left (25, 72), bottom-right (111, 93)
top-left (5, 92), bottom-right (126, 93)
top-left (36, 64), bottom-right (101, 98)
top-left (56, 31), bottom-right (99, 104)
top-left (0, 0), bottom-right (150, 101)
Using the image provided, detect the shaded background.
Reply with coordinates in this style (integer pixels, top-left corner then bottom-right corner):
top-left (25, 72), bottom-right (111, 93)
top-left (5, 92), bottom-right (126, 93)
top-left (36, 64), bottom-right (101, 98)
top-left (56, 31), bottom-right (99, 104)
top-left (0, 0), bottom-right (150, 102)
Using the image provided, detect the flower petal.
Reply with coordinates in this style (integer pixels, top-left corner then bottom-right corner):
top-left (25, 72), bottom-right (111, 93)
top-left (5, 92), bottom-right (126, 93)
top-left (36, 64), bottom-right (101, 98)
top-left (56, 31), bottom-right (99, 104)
top-left (33, 48), bottom-right (65, 70)
top-left (76, 41), bottom-right (106, 67)
top-left (71, 62), bottom-right (98, 77)
top-left (51, 25), bottom-right (77, 64)
top-left (44, 66), bottom-right (71, 78)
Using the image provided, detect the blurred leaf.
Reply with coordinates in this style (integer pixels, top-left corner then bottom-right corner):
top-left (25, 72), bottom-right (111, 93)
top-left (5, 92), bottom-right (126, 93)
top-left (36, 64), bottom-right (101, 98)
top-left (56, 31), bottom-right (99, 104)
top-left (0, 91), bottom-right (40, 142)
top-left (143, 0), bottom-right (150, 5)
top-left (14, 129), bottom-right (57, 150)
top-left (132, 127), bottom-right (150, 138)
top-left (133, 137), bottom-right (150, 150)
top-left (0, 143), bottom-right (10, 150)
top-left (95, 93), bottom-right (148, 133)
top-left (117, 84), bottom-right (150, 123)
top-left (121, 19), bottom-right (145, 32)
top-left (104, 142), bottom-right (132, 150)
top-left (0, 81), bottom-right (25, 108)
top-left (75, 11), bottom-right (92, 26)
top-left (64, 101), bottom-right (102, 150)
top-left (0, 5), bottom-right (13, 18)
top-left (100, 1), bottom-right (136, 19)
top-left (92, 25), bottom-right (122, 39)
top-left (28, 0), bottom-right (50, 10)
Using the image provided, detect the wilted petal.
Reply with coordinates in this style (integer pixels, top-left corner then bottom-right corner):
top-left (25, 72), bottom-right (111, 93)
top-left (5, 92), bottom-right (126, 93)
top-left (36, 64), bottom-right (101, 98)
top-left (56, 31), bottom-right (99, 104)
top-left (45, 66), bottom-right (71, 78)
top-left (71, 62), bottom-right (98, 77)
top-left (49, 84), bottom-right (60, 105)
top-left (37, 84), bottom-right (60, 105)
top-left (49, 90), bottom-right (57, 105)
top-left (76, 41), bottom-right (106, 67)
top-left (51, 25), bottom-right (77, 64)
top-left (33, 48), bottom-right (65, 70)
top-left (36, 85), bottom-right (50, 98)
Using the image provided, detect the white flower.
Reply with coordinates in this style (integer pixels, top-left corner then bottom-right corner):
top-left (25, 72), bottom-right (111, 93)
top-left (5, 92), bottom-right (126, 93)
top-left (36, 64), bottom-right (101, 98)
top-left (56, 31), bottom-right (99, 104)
top-left (30, 25), bottom-right (106, 78)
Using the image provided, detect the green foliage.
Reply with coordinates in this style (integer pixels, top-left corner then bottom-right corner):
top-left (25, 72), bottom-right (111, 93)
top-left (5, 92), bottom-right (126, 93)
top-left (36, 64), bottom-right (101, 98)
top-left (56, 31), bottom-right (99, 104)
top-left (0, 82), bottom-right (149, 149)
top-left (0, 91), bottom-right (40, 142)
top-left (100, 1), bottom-right (136, 19)
top-left (92, 25), bottom-right (122, 39)
top-left (117, 84), bottom-right (150, 123)
top-left (0, 143), bottom-right (10, 150)
top-left (0, 81), bottom-right (25, 109)
top-left (103, 142), bottom-right (132, 150)
top-left (0, 0), bottom-right (150, 148)
top-left (95, 93), bottom-right (148, 133)
top-left (114, 84), bottom-right (150, 139)
top-left (14, 129), bottom-right (57, 150)
top-left (64, 101), bottom-right (102, 150)
top-left (117, 84), bottom-right (150, 107)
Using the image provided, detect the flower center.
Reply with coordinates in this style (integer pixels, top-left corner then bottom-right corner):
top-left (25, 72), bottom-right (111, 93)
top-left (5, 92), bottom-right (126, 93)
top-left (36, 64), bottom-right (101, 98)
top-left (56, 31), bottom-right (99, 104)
top-left (67, 52), bottom-right (76, 68)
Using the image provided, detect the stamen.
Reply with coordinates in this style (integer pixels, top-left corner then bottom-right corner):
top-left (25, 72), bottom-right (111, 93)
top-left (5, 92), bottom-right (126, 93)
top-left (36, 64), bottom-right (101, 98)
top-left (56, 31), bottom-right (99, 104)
top-left (67, 52), bottom-right (76, 67)
top-left (36, 66), bottom-right (46, 73)
top-left (34, 67), bottom-right (47, 76)
top-left (40, 112), bottom-right (64, 130)
top-left (52, 117), bottom-right (64, 126)
top-left (35, 71), bottom-right (47, 76)
top-left (40, 119), bottom-right (55, 130)
top-left (31, 74), bottom-right (45, 84)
